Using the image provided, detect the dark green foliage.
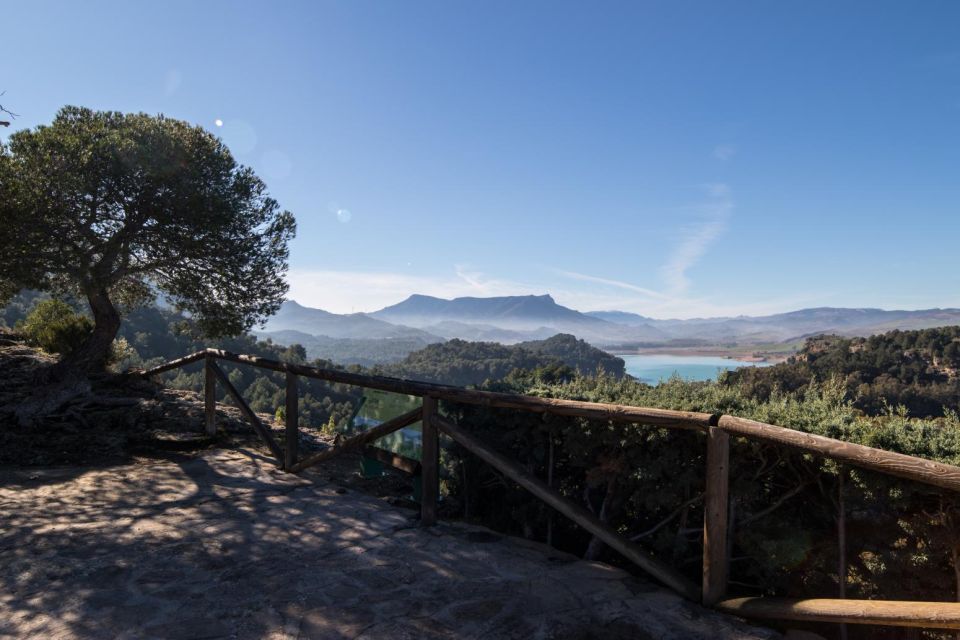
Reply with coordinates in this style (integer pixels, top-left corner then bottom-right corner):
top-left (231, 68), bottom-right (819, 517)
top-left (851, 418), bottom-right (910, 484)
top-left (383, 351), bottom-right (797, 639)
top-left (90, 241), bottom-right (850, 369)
top-left (724, 327), bottom-right (960, 417)
top-left (379, 334), bottom-right (623, 386)
top-left (381, 339), bottom-right (555, 386)
top-left (0, 106), bottom-right (295, 370)
top-left (17, 299), bottom-right (93, 356)
top-left (518, 334), bottom-right (626, 378)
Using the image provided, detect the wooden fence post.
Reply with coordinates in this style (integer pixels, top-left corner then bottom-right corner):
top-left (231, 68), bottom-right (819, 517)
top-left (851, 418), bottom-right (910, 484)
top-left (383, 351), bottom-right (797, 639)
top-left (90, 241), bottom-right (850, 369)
top-left (204, 354), bottom-right (216, 436)
top-left (421, 396), bottom-right (439, 526)
top-left (285, 372), bottom-right (299, 470)
top-left (703, 425), bottom-right (730, 606)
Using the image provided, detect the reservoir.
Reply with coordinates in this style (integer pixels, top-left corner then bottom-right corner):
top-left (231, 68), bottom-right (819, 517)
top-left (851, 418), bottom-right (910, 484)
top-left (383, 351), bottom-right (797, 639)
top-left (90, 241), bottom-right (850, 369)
top-left (617, 354), bottom-right (772, 384)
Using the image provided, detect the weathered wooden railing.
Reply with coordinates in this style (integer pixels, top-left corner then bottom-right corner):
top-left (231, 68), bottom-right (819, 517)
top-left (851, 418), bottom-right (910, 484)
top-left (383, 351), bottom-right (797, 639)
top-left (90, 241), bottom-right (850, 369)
top-left (142, 348), bottom-right (960, 630)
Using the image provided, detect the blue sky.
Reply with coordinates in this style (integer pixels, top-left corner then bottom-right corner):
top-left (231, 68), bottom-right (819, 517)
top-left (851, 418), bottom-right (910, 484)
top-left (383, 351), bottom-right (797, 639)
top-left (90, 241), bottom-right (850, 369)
top-left (4, 1), bottom-right (960, 317)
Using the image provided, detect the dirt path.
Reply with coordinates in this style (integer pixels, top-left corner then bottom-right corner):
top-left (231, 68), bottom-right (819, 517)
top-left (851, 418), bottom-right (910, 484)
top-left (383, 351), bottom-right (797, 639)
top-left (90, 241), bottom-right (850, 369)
top-left (0, 448), bottom-right (778, 639)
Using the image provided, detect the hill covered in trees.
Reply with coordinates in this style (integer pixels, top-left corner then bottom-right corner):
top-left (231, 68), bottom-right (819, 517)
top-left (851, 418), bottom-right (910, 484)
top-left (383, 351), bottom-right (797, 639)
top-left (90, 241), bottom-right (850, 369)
top-left (723, 326), bottom-right (960, 418)
top-left (378, 334), bottom-right (626, 386)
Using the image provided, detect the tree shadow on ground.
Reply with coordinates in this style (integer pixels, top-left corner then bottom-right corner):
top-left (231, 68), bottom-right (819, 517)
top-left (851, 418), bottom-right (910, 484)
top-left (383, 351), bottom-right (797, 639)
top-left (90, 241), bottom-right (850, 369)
top-left (0, 439), bottom-right (777, 640)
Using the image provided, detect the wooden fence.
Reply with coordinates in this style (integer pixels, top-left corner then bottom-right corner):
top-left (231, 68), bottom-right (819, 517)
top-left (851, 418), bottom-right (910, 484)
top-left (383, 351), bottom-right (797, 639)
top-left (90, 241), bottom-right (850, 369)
top-left (143, 347), bottom-right (960, 630)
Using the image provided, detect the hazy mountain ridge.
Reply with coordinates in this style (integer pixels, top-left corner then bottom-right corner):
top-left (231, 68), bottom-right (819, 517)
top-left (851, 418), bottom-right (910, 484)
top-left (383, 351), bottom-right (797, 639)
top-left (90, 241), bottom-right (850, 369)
top-left (372, 294), bottom-right (607, 330)
top-left (591, 306), bottom-right (960, 344)
top-left (372, 294), bottom-right (667, 344)
top-left (263, 300), bottom-right (442, 341)
top-left (263, 297), bottom-right (960, 359)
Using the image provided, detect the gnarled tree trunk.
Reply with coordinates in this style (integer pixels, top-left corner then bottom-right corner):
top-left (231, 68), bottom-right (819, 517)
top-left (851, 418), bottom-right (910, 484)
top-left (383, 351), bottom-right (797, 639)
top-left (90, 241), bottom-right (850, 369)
top-left (57, 288), bottom-right (121, 375)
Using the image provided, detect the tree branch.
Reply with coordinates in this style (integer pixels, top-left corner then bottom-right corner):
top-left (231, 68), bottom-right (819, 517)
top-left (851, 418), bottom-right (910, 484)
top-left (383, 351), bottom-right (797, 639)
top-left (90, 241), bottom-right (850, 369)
top-left (738, 481), bottom-right (812, 528)
top-left (0, 91), bottom-right (18, 127)
top-left (630, 493), bottom-right (704, 541)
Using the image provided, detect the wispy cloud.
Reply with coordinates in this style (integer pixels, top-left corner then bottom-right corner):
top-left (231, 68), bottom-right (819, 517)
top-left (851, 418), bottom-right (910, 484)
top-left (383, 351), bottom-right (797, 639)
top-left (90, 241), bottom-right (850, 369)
top-left (659, 183), bottom-right (732, 295)
top-left (550, 270), bottom-right (823, 319)
top-left (712, 144), bottom-right (736, 161)
top-left (552, 269), bottom-right (672, 301)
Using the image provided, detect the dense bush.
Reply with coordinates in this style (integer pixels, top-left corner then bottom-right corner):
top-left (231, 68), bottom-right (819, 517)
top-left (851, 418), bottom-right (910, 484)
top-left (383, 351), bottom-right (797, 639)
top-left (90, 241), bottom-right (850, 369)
top-left (18, 299), bottom-right (93, 356)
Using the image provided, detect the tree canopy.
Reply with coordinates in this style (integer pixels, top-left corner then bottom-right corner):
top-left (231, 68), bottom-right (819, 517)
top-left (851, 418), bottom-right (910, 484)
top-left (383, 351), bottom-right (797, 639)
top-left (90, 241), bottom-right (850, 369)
top-left (0, 106), bottom-right (295, 371)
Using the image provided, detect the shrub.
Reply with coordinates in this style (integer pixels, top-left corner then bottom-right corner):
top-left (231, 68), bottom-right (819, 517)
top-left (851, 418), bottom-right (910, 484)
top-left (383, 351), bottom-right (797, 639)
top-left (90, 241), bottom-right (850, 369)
top-left (108, 335), bottom-right (140, 372)
top-left (17, 299), bottom-right (93, 356)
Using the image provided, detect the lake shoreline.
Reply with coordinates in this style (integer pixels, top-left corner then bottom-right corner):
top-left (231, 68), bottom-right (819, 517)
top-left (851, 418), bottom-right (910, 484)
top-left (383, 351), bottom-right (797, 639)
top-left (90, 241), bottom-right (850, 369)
top-left (615, 353), bottom-right (776, 384)
top-left (613, 347), bottom-right (791, 365)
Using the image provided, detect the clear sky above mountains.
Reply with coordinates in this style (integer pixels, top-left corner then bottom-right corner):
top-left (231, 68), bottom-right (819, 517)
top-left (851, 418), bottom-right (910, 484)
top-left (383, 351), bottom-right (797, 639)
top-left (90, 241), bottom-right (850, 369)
top-left (5, 1), bottom-right (959, 317)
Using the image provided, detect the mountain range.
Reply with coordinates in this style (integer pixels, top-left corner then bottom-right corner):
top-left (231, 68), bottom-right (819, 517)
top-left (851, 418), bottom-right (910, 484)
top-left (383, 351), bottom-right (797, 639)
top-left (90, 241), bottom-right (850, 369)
top-left (257, 294), bottom-right (960, 363)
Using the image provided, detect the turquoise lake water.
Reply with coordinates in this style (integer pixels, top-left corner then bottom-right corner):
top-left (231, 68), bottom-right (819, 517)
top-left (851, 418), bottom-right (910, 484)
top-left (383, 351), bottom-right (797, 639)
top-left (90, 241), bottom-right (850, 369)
top-left (618, 354), bottom-right (771, 384)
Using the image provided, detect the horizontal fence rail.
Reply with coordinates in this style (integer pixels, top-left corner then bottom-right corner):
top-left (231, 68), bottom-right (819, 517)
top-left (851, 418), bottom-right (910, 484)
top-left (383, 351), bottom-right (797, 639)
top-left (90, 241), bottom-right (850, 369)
top-left (143, 349), bottom-right (716, 431)
top-left (717, 414), bottom-right (960, 493)
top-left (140, 347), bottom-right (960, 631)
top-left (716, 598), bottom-right (960, 630)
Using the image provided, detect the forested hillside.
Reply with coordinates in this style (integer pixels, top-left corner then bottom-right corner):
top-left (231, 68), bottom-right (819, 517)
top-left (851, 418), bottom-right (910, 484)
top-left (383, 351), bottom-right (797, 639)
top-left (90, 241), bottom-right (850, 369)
top-left (723, 327), bottom-right (960, 417)
top-left (518, 334), bottom-right (626, 378)
top-left (378, 334), bottom-right (625, 385)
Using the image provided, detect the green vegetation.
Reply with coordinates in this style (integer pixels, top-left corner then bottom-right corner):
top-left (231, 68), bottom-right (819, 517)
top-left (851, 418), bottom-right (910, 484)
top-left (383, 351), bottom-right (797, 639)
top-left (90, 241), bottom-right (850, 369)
top-left (18, 299), bottom-right (93, 357)
top-left (0, 106), bottom-right (295, 372)
top-left (518, 334), bottom-right (626, 378)
top-left (379, 333), bottom-right (624, 386)
top-left (724, 327), bottom-right (960, 417)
